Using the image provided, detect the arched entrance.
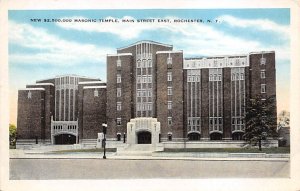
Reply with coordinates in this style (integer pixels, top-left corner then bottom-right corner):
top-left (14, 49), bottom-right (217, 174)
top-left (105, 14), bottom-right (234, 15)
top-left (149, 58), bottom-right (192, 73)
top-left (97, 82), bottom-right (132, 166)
top-left (137, 131), bottom-right (151, 144)
top-left (232, 132), bottom-right (244, 140)
top-left (54, 134), bottom-right (76, 145)
top-left (188, 132), bottom-right (201, 141)
top-left (210, 132), bottom-right (223, 140)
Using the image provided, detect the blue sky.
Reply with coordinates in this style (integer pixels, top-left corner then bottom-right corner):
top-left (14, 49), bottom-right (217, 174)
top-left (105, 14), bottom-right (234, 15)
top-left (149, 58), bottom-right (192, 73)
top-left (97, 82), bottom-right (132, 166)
top-left (8, 9), bottom-right (290, 124)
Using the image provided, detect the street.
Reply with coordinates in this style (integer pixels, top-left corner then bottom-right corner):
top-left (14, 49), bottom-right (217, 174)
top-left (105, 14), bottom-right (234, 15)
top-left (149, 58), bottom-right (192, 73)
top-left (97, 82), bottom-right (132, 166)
top-left (10, 158), bottom-right (289, 179)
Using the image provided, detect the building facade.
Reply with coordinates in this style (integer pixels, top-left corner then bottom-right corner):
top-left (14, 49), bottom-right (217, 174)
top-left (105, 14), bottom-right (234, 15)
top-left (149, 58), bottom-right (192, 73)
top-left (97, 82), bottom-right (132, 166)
top-left (17, 40), bottom-right (277, 147)
top-left (17, 74), bottom-right (107, 146)
top-left (106, 41), bottom-right (276, 146)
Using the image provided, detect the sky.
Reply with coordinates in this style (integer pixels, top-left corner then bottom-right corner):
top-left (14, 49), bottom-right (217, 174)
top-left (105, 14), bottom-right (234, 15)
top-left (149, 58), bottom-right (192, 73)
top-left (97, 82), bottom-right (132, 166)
top-left (8, 9), bottom-right (290, 125)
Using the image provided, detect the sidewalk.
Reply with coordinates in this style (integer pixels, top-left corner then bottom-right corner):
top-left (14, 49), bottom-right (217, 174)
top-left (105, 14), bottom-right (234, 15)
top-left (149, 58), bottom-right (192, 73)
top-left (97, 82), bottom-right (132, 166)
top-left (9, 149), bottom-right (290, 161)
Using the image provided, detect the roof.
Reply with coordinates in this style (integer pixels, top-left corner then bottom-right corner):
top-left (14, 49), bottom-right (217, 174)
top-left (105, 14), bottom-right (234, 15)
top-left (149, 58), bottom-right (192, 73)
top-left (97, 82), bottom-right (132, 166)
top-left (83, 86), bottom-right (107, 89)
top-left (19, 88), bottom-right (45, 91)
top-left (185, 54), bottom-right (248, 60)
top-left (249, 51), bottom-right (275, 55)
top-left (78, 81), bottom-right (104, 85)
top-left (36, 74), bottom-right (100, 82)
top-left (156, 50), bottom-right (183, 54)
top-left (28, 83), bottom-right (54, 86)
top-left (117, 40), bottom-right (173, 51)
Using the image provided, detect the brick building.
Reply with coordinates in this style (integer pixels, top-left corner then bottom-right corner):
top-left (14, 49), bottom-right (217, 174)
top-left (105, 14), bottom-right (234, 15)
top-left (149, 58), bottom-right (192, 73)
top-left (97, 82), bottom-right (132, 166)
top-left (17, 75), bottom-right (107, 146)
top-left (16, 40), bottom-right (277, 148)
top-left (106, 40), bottom-right (276, 147)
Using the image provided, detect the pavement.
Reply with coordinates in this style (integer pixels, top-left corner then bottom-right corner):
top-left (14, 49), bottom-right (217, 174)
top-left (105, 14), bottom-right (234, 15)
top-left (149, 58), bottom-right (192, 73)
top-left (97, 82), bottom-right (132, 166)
top-left (9, 149), bottom-right (290, 161)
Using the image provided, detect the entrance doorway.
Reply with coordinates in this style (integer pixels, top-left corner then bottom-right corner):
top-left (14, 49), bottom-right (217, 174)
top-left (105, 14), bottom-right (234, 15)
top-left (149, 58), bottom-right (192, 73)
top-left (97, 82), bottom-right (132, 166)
top-left (137, 131), bottom-right (151, 144)
top-left (210, 132), bottom-right (223, 140)
top-left (54, 134), bottom-right (76, 145)
top-left (232, 132), bottom-right (244, 140)
top-left (188, 132), bottom-right (201, 141)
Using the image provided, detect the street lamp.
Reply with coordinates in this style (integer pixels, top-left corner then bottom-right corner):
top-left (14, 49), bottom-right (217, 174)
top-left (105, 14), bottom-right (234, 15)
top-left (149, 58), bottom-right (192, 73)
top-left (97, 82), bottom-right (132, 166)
top-left (102, 123), bottom-right (107, 159)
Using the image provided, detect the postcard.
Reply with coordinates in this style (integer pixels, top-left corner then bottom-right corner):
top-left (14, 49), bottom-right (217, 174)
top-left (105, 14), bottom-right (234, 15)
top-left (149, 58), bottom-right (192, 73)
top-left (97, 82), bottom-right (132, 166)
top-left (1, 0), bottom-right (300, 191)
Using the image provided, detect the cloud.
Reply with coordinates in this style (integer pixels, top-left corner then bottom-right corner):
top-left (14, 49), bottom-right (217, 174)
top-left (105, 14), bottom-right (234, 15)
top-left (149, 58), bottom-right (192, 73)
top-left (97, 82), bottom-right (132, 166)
top-left (9, 21), bottom-right (114, 66)
top-left (217, 15), bottom-right (290, 38)
top-left (55, 15), bottom-right (290, 61)
top-left (9, 14), bottom-right (290, 67)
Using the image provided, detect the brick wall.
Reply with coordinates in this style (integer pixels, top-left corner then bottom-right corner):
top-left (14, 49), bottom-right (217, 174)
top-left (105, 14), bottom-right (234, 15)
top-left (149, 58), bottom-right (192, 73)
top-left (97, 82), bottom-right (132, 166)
top-left (82, 87), bottom-right (107, 139)
top-left (26, 84), bottom-right (54, 139)
top-left (17, 89), bottom-right (45, 140)
top-left (107, 54), bottom-right (133, 139)
top-left (156, 52), bottom-right (184, 140)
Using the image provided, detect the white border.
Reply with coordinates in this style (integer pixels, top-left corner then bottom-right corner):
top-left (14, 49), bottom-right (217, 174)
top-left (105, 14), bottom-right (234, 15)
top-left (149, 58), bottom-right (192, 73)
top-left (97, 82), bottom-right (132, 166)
top-left (1, 1), bottom-right (299, 191)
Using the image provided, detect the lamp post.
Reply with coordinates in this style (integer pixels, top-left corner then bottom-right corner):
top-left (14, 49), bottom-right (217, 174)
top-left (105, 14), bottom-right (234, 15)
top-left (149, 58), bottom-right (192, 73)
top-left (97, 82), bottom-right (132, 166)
top-left (102, 123), bottom-right (107, 159)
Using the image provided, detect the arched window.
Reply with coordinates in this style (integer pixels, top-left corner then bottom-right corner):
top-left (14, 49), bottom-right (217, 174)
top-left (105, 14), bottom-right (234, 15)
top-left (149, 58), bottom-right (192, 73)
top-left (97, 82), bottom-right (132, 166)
top-left (117, 133), bottom-right (121, 141)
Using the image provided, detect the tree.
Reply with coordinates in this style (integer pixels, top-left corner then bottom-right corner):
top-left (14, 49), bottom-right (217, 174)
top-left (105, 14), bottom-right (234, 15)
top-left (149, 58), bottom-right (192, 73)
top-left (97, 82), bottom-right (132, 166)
top-left (277, 110), bottom-right (290, 130)
top-left (244, 95), bottom-right (278, 151)
top-left (9, 124), bottom-right (17, 147)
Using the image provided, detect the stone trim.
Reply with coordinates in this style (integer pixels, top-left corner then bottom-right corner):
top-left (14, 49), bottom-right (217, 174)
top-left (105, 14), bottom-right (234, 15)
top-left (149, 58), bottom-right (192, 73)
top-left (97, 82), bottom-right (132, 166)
top-left (19, 88), bottom-right (45, 91)
top-left (83, 86), bottom-right (107, 89)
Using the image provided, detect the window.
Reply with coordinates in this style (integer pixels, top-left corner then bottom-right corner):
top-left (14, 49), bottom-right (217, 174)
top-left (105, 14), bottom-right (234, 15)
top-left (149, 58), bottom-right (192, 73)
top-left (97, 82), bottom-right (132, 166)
top-left (209, 74), bottom-right (213, 81)
top-left (240, 73), bottom-right (244, 80)
top-left (167, 72), bottom-right (172, 81)
top-left (117, 59), bottom-right (121, 67)
top-left (117, 74), bottom-right (121, 83)
top-left (143, 76), bottom-right (147, 83)
top-left (143, 91), bottom-right (147, 97)
top-left (167, 101), bottom-right (172, 110)
top-left (117, 102), bottom-right (122, 111)
top-left (137, 76), bottom-right (141, 83)
top-left (148, 76), bottom-right (152, 83)
top-left (137, 61), bottom-right (141, 68)
top-left (148, 60), bottom-right (152, 67)
top-left (142, 60), bottom-right (146, 68)
top-left (218, 118), bottom-right (223, 125)
top-left (261, 84), bottom-right (266, 93)
top-left (261, 71), bottom-right (266, 79)
top-left (147, 103), bottom-right (152, 111)
top-left (168, 117), bottom-right (172, 126)
top-left (214, 74), bottom-right (217, 81)
top-left (27, 91), bottom-right (32, 99)
top-left (94, 89), bottom-right (99, 97)
top-left (167, 57), bottom-right (172, 65)
top-left (117, 118), bottom-right (122, 125)
top-left (260, 57), bottom-right (266, 65)
top-left (168, 133), bottom-right (172, 141)
top-left (167, 87), bottom-right (173, 95)
top-left (218, 74), bottom-right (222, 81)
top-left (117, 88), bottom-right (121, 97)
top-left (231, 73), bottom-right (235, 81)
